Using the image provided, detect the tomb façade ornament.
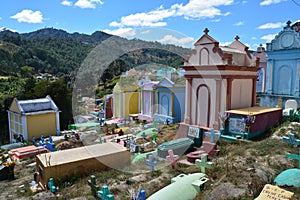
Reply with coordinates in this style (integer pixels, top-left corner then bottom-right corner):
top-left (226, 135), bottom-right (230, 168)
top-left (281, 33), bottom-right (294, 48)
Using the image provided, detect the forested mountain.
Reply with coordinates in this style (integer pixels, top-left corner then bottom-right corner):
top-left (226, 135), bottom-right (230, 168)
top-left (0, 28), bottom-right (190, 77)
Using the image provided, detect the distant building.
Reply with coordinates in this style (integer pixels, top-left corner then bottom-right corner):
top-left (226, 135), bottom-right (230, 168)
top-left (7, 95), bottom-right (60, 143)
top-left (253, 44), bottom-right (267, 93)
top-left (260, 21), bottom-right (300, 108)
top-left (112, 72), bottom-right (139, 119)
top-left (153, 77), bottom-right (186, 123)
top-left (181, 28), bottom-right (259, 131)
top-left (103, 94), bottom-right (113, 119)
top-left (138, 80), bottom-right (159, 122)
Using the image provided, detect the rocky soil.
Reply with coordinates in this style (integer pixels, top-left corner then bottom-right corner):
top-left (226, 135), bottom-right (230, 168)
top-left (1, 122), bottom-right (300, 200)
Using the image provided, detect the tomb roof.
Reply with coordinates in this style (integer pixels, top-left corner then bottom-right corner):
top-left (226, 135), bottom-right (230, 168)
top-left (9, 95), bottom-right (59, 114)
top-left (226, 106), bottom-right (282, 116)
top-left (36, 142), bottom-right (128, 167)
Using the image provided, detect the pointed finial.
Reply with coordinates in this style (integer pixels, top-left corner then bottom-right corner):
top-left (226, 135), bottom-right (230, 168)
top-left (204, 28), bottom-right (209, 35)
top-left (235, 35), bottom-right (240, 41)
top-left (287, 20), bottom-right (292, 27)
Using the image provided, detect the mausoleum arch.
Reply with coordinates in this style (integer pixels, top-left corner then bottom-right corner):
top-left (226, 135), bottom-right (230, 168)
top-left (200, 47), bottom-right (209, 65)
top-left (195, 84), bottom-right (211, 127)
top-left (277, 65), bottom-right (293, 95)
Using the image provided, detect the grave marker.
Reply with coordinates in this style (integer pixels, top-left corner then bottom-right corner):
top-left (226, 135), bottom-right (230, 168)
top-left (141, 132), bottom-right (146, 140)
top-left (48, 178), bottom-right (56, 193)
top-left (255, 184), bottom-right (294, 200)
top-left (195, 154), bottom-right (212, 174)
top-left (286, 147), bottom-right (300, 168)
top-left (146, 154), bottom-right (157, 172)
top-left (283, 133), bottom-right (300, 168)
top-left (204, 128), bottom-right (220, 143)
top-left (166, 150), bottom-right (179, 169)
top-left (152, 133), bottom-right (157, 143)
top-left (38, 136), bottom-right (45, 146)
top-left (282, 133), bottom-right (300, 146)
top-left (98, 185), bottom-right (114, 200)
top-left (88, 175), bottom-right (100, 197)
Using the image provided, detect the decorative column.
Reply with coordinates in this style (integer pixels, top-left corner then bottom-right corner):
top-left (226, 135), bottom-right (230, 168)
top-left (252, 77), bottom-right (257, 107)
top-left (7, 111), bottom-right (12, 143)
top-left (56, 112), bottom-right (60, 135)
top-left (155, 89), bottom-right (158, 114)
top-left (140, 91), bottom-right (143, 114)
top-left (266, 59), bottom-right (273, 94)
top-left (226, 78), bottom-right (233, 110)
top-left (184, 78), bottom-right (192, 124)
top-left (149, 90), bottom-right (152, 116)
top-left (171, 91), bottom-right (174, 117)
top-left (295, 59), bottom-right (300, 97)
top-left (213, 79), bottom-right (222, 129)
top-left (22, 115), bottom-right (28, 141)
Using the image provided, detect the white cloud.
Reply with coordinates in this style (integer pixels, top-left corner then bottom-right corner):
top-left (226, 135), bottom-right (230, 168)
top-left (75, 0), bottom-right (103, 9)
top-left (261, 34), bottom-right (277, 42)
top-left (220, 41), bottom-right (231, 46)
top-left (223, 12), bottom-right (231, 16)
top-left (0, 17), bottom-right (2, 20)
top-left (157, 34), bottom-right (194, 45)
top-left (61, 0), bottom-right (72, 6)
top-left (109, 7), bottom-right (174, 28)
top-left (251, 36), bottom-right (257, 40)
top-left (109, 0), bottom-right (233, 28)
top-left (260, 0), bottom-right (286, 6)
top-left (11, 10), bottom-right (43, 23)
top-left (103, 28), bottom-right (136, 37)
top-left (257, 22), bottom-right (284, 29)
top-left (234, 21), bottom-right (244, 26)
top-left (173, 0), bottom-right (234, 20)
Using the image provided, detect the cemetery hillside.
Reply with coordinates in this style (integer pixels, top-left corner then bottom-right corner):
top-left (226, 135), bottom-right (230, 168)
top-left (0, 28), bottom-right (190, 143)
top-left (2, 21), bottom-right (300, 200)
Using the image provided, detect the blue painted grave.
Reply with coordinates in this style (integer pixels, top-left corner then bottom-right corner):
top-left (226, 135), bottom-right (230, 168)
top-left (146, 154), bottom-right (157, 172)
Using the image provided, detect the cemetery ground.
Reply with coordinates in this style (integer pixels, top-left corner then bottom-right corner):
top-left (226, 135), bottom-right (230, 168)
top-left (1, 122), bottom-right (300, 199)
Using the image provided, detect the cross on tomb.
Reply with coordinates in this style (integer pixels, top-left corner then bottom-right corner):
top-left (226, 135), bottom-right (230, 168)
top-left (283, 132), bottom-right (300, 169)
top-left (235, 35), bottom-right (240, 41)
top-left (141, 132), bottom-right (146, 140)
top-left (203, 28), bottom-right (209, 35)
top-left (282, 133), bottom-right (300, 146)
top-left (98, 185), bottom-right (114, 200)
top-left (166, 149), bottom-right (179, 169)
top-left (152, 132), bottom-right (157, 143)
top-left (204, 128), bottom-right (220, 143)
top-left (153, 121), bottom-right (157, 128)
top-left (87, 175), bottom-right (100, 197)
top-left (99, 136), bottom-right (103, 144)
top-left (146, 154), bottom-right (158, 172)
top-left (195, 153), bottom-right (213, 174)
top-left (48, 178), bottom-right (56, 193)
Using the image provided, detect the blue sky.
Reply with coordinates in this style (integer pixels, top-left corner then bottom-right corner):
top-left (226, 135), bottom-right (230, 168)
top-left (0, 0), bottom-right (299, 50)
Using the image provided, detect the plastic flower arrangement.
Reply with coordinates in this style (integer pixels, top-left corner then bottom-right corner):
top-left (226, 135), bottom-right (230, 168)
top-left (5, 160), bottom-right (16, 168)
top-left (243, 115), bottom-right (256, 125)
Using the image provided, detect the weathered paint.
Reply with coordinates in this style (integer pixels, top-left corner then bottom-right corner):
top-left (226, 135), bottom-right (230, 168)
top-left (27, 112), bottom-right (57, 139)
top-left (222, 106), bottom-right (282, 139)
top-left (260, 21), bottom-right (300, 107)
top-left (180, 29), bottom-right (259, 134)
